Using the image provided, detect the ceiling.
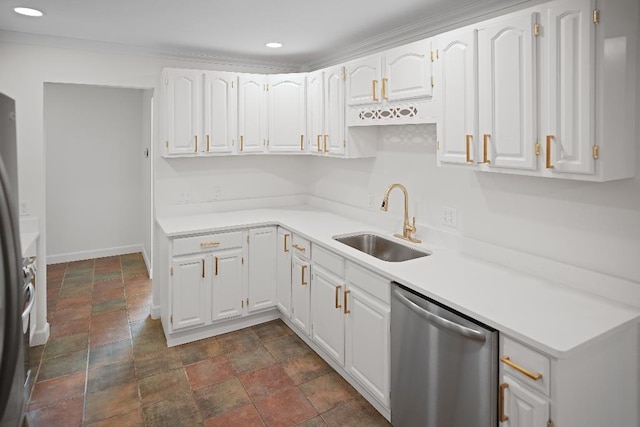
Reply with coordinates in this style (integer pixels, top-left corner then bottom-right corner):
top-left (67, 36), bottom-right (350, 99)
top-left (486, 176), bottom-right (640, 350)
top-left (0, 0), bottom-right (528, 70)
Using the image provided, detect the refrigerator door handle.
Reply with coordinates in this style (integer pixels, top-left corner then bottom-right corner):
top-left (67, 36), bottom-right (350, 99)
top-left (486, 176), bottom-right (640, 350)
top-left (393, 289), bottom-right (487, 343)
top-left (21, 283), bottom-right (35, 325)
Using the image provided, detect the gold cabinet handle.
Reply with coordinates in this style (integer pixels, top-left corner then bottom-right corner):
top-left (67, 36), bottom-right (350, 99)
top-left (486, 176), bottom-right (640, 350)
top-left (500, 356), bottom-right (543, 381)
top-left (466, 135), bottom-right (473, 163)
top-left (335, 285), bottom-right (342, 309)
top-left (214, 256), bottom-right (219, 276)
top-left (372, 80), bottom-right (379, 102)
top-left (283, 234), bottom-right (289, 252)
top-left (344, 290), bottom-right (351, 314)
top-left (300, 134), bottom-right (304, 151)
top-left (207, 134), bottom-right (210, 152)
top-left (200, 241), bottom-right (221, 248)
top-left (382, 77), bottom-right (388, 100)
top-left (292, 244), bottom-right (306, 252)
top-left (240, 135), bottom-right (244, 152)
top-left (546, 135), bottom-right (555, 169)
top-left (499, 383), bottom-right (509, 422)
top-left (317, 135), bottom-right (321, 152)
top-left (483, 134), bottom-right (491, 164)
top-left (323, 135), bottom-right (328, 153)
top-left (202, 259), bottom-right (205, 278)
top-left (301, 265), bottom-right (308, 285)
top-left (194, 135), bottom-right (198, 152)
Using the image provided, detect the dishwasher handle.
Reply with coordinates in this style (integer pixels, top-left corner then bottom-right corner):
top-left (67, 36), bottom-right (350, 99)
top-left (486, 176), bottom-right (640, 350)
top-left (393, 289), bottom-right (487, 343)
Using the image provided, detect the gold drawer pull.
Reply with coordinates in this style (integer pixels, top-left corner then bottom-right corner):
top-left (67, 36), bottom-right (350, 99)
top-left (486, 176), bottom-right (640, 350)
top-left (483, 134), bottom-right (491, 164)
top-left (214, 256), bottom-right (219, 275)
top-left (344, 290), bottom-right (351, 314)
top-left (317, 135), bottom-right (321, 152)
top-left (201, 259), bottom-right (205, 278)
top-left (300, 134), bottom-right (304, 151)
top-left (283, 234), bottom-right (289, 252)
top-left (382, 77), bottom-right (388, 100)
top-left (301, 265), bottom-right (308, 285)
top-left (335, 285), bottom-right (342, 309)
top-left (500, 356), bottom-right (542, 381)
top-left (200, 241), bottom-right (221, 248)
top-left (466, 135), bottom-right (473, 163)
top-left (499, 383), bottom-right (509, 422)
top-left (546, 135), bottom-right (554, 169)
top-left (194, 135), bottom-right (198, 152)
top-left (323, 135), bottom-right (328, 153)
top-left (372, 80), bottom-right (379, 102)
top-left (292, 244), bottom-right (306, 252)
top-left (240, 135), bottom-right (244, 151)
top-left (207, 134), bottom-right (210, 152)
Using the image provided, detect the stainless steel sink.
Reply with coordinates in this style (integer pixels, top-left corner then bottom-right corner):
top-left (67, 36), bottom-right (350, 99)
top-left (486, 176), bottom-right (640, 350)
top-left (333, 233), bottom-right (431, 262)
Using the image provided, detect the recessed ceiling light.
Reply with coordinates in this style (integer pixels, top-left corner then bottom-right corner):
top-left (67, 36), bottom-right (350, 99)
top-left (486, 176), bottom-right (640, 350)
top-left (14, 7), bottom-right (44, 17)
top-left (265, 42), bottom-right (283, 49)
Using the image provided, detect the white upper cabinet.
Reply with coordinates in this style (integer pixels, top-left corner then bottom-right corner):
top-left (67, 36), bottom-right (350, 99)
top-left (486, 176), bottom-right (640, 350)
top-left (164, 69), bottom-right (202, 155)
top-left (268, 74), bottom-right (307, 153)
top-left (383, 39), bottom-right (433, 101)
top-left (203, 71), bottom-right (237, 154)
top-left (307, 70), bottom-right (325, 155)
top-left (541, 0), bottom-right (595, 176)
top-left (436, 26), bottom-right (478, 166)
top-left (238, 74), bottom-right (268, 154)
top-left (308, 65), bottom-right (346, 156)
top-left (478, 11), bottom-right (538, 171)
top-left (346, 55), bottom-right (382, 106)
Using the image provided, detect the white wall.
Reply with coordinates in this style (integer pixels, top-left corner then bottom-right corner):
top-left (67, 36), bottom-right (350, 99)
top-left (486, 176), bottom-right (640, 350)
top-left (44, 83), bottom-right (147, 262)
top-left (308, 124), bottom-right (640, 286)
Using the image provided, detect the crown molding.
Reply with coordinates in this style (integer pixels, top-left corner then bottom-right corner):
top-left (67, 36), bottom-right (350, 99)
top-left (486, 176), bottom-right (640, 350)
top-left (0, 30), bottom-right (301, 72)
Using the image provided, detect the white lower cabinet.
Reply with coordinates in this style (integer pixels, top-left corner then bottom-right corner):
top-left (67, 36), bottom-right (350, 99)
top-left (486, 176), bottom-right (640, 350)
top-left (171, 255), bottom-right (208, 330)
top-left (502, 375), bottom-right (550, 427)
top-left (276, 227), bottom-right (292, 317)
top-left (309, 246), bottom-right (391, 410)
top-left (291, 254), bottom-right (311, 334)
top-left (247, 227), bottom-right (277, 312)
top-left (310, 265), bottom-right (345, 364)
top-left (210, 248), bottom-right (244, 321)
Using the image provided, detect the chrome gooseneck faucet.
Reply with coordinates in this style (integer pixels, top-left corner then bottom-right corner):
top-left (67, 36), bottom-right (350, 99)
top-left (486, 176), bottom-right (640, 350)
top-left (381, 183), bottom-right (421, 243)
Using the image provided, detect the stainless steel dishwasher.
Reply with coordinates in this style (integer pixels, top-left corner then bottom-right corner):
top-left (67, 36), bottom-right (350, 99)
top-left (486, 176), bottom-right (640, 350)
top-left (391, 282), bottom-right (498, 427)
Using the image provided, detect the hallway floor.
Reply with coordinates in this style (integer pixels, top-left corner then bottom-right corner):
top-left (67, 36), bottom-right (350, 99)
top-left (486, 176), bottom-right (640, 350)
top-left (26, 254), bottom-right (390, 426)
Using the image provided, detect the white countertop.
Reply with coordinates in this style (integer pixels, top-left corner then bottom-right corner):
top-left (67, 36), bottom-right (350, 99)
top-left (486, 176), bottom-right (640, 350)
top-left (157, 206), bottom-right (640, 359)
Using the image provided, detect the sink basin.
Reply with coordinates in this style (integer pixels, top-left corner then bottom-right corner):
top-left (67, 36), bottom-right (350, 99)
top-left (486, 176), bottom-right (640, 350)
top-left (333, 233), bottom-right (431, 262)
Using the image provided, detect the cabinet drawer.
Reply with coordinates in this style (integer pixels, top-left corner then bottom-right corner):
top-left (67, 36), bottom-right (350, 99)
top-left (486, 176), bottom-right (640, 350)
top-left (345, 262), bottom-right (389, 304)
top-left (291, 234), bottom-right (311, 259)
top-left (173, 231), bottom-right (244, 256)
top-left (313, 245), bottom-right (345, 277)
top-left (501, 336), bottom-right (550, 396)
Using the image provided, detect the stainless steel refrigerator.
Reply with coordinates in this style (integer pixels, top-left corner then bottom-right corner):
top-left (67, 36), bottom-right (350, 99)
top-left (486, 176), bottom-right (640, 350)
top-left (0, 93), bottom-right (26, 427)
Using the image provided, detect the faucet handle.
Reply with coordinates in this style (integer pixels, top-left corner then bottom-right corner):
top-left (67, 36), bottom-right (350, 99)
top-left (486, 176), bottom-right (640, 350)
top-left (410, 217), bottom-right (417, 232)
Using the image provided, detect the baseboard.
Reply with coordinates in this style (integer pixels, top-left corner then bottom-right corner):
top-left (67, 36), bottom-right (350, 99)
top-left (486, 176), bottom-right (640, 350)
top-left (30, 321), bottom-right (49, 347)
top-left (142, 246), bottom-right (152, 279)
top-left (46, 244), bottom-right (145, 265)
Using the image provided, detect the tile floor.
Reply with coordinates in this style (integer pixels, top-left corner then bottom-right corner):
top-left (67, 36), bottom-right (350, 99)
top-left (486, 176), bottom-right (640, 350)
top-left (26, 253), bottom-right (390, 426)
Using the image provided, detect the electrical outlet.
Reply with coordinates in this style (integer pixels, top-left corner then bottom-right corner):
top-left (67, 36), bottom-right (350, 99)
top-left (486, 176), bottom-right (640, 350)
top-left (19, 200), bottom-right (30, 216)
top-left (368, 193), bottom-right (375, 209)
top-left (211, 185), bottom-right (222, 201)
top-left (442, 206), bottom-right (458, 228)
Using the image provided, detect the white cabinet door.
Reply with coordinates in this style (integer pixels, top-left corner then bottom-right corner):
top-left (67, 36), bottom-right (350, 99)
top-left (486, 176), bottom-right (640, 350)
top-left (311, 267), bottom-right (345, 365)
top-left (478, 12), bottom-right (538, 170)
top-left (437, 27), bottom-right (478, 166)
top-left (238, 74), bottom-right (268, 153)
top-left (291, 255), bottom-right (311, 335)
top-left (324, 66), bottom-right (346, 156)
top-left (345, 284), bottom-right (390, 407)
top-left (171, 256), bottom-right (208, 330)
top-left (203, 71), bottom-right (237, 154)
top-left (502, 376), bottom-right (550, 427)
top-left (247, 227), bottom-right (277, 312)
top-left (384, 39), bottom-right (433, 101)
top-left (268, 74), bottom-right (306, 153)
top-left (307, 70), bottom-right (324, 154)
top-left (276, 228), bottom-right (292, 317)
top-left (543, 0), bottom-right (595, 175)
top-left (165, 69), bottom-right (202, 155)
top-left (345, 55), bottom-right (382, 106)
top-left (211, 249), bottom-right (244, 321)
